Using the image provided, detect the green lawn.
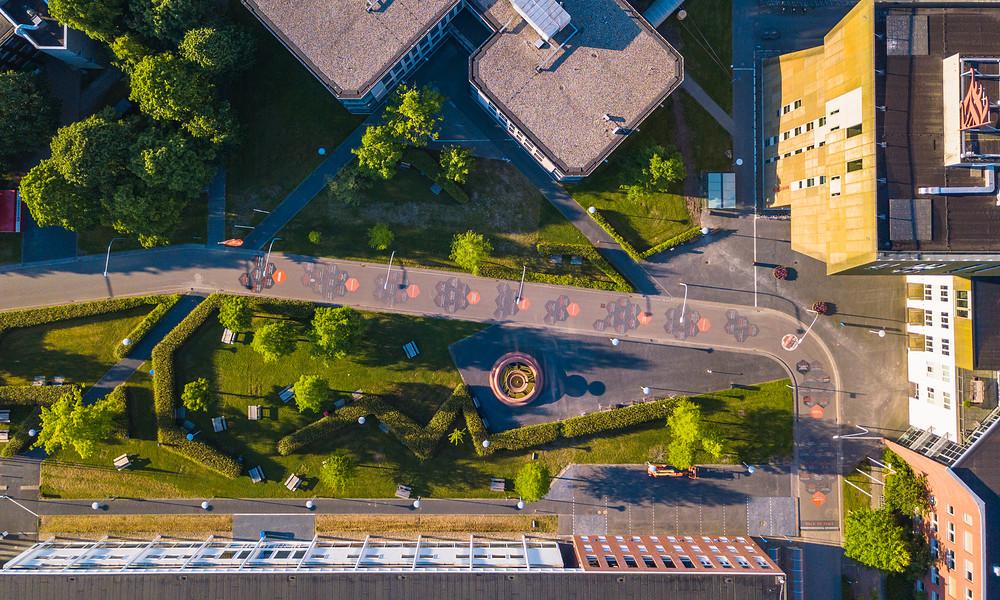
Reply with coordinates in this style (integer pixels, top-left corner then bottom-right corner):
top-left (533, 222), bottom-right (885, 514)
top-left (281, 155), bottom-right (612, 285)
top-left (225, 1), bottom-right (364, 234)
top-left (843, 460), bottom-right (873, 519)
top-left (76, 197), bottom-right (209, 256)
top-left (0, 234), bottom-right (20, 266)
top-left (670, 0), bottom-right (733, 112)
top-left (0, 306), bottom-right (153, 387)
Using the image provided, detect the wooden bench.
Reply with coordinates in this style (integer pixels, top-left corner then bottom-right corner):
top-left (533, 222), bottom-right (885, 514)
top-left (221, 328), bottom-right (236, 344)
top-left (53, 376), bottom-right (65, 386)
top-left (248, 405), bottom-right (262, 421)
top-left (490, 478), bottom-right (505, 492)
top-left (395, 484), bottom-right (412, 499)
top-left (471, 395), bottom-right (480, 408)
top-left (0, 430), bottom-right (9, 443)
top-left (402, 341), bottom-right (419, 359)
top-left (113, 454), bottom-right (131, 471)
top-left (181, 420), bottom-right (197, 434)
top-left (212, 416), bottom-right (227, 432)
top-left (174, 407), bottom-right (186, 421)
top-left (284, 473), bottom-right (302, 492)
top-left (32, 376), bottom-right (45, 386)
top-left (351, 389), bottom-right (363, 401)
top-left (333, 399), bottom-right (346, 409)
top-left (278, 386), bottom-right (295, 404)
top-left (0, 409), bottom-right (9, 424)
top-left (249, 466), bottom-right (264, 483)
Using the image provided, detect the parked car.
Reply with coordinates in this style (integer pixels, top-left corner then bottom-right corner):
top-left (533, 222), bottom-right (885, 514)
top-left (646, 463), bottom-right (699, 479)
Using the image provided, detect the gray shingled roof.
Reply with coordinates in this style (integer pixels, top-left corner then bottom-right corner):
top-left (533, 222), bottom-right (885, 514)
top-left (471, 0), bottom-right (682, 176)
top-left (245, 0), bottom-right (458, 96)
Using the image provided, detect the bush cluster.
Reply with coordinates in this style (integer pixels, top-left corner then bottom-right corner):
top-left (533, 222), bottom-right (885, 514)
top-left (113, 294), bottom-right (182, 358)
top-left (489, 422), bottom-right (561, 452)
top-left (105, 384), bottom-right (130, 439)
top-left (477, 266), bottom-right (621, 293)
top-left (535, 242), bottom-right (633, 292)
top-left (158, 427), bottom-right (241, 478)
top-left (403, 148), bottom-right (469, 204)
top-left (0, 385), bottom-right (69, 406)
top-left (561, 399), bottom-right (674, 437)
top-left (587, 209), bottom-right (643, 261)
top-left (639, 227), bottom-right (703, 259)
top-left (0, 405), bottom-right (42, 458)
top-left (0, 295), bottom-right (176, 335)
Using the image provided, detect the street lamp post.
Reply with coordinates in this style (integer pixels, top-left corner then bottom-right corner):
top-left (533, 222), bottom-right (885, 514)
top-left (833, 425), bottom-right (883, 440)
top-left (640, 386), bottom-right (651, 395)
top-left (103, 237), bottom-right (125, 277)
top-left (516, 265), bottom-right (526, 304)
top-left (384, 250), bottom-right (396, 290)
top-left (786, 309), bottom-right (819, 351)
top-left (264, 237), bottom-right (282, 268)
top-left (869, 328), bottom-right (887, 338)
top-left (0, 495), bottom-right (39, 517)
top-left (679, 283), bottom-right (689, 324)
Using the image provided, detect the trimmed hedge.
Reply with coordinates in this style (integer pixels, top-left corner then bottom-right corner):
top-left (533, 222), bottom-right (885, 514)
top-left (488, 421), bottom-right (561, 452)
top-left (150, 294), bottom-right (240, 478)
top-left (0, 385), bottom-right (69, 406)
top-left (561, 398), bottom-right (674, 437)
top-left (105, 384), bottom-right (129, 439)
top-left (0, 295), bottom-right (177, 335)
top-left (587, 209), bottom-right (643, 262)
top-left (403, 148), bottom-right (469, 204)
top-left (0, 405), bottom-right (41, 457)
top-left (113, 295), bottom-right (182, 358)
top-left (477, 266), bottom-right (620, 293)
top-left (639, 227), bottom-right (702, 259)
top-left (535, 242), bottom-right (633, 292)
top-left (277, 413), bottom-right (353, 456)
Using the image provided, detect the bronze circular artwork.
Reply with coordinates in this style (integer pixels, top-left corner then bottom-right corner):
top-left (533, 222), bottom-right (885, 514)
top-left (489, 352), bottom-right (543, 406)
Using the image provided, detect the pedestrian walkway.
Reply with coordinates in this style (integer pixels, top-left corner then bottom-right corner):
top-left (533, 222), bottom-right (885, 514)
top-left (207, 169), bottom-right (226, 245)
top-left (680, 78), bottom-right (735, 135)
top-left (240, 113), bottom-right (381, 250)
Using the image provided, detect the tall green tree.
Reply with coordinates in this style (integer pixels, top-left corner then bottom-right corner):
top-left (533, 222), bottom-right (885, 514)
top-left (102, 183), bottom-right (185, 247)
top-left (182, 101), bottom-right (238, 150)
top-left (130, 127), bottom-right (216, 196)
top-left (19, 161), bottom-right (103, 231)
top-left (367, 223), bottom-right (394, 251)
top-left (180, 26), bottom-right (255, 77)
top-left (666, 399), bottom-right (725, 469)
top-left (882, 449), bottom-right (929, 515)
top-left (128, 0), bottom-right (216, 44)
top-left (319, 448), bottom-right (359, 493)
top-left (514, 462), bottom-right (551, 502)
top-left (326, 163), bottom-right (370, 206)
top-left (450, 231), bottom-right (492, 276)
top-left (352, 125), bottom-right (404, 180)
top-left (308, 306), bottom-right (367, 361)
top-left (292, 374), bottom-right (328, 413)
top-left (844, 508), bottom-right (919, 574)
top-left (620, 144), bottom-right (686, 202)
top-left (439, 145), bottom-right (473, 184)
top-left (48, 0), bottom-right (125, 42)
top-left (181, 378), bottom-right (212, 412)
top-left (34, 388), bottom-right (119, 459)
top-left (219, 295), bottom-right (253, 332)
top-left (48, 108), bottom-right (137, 192)
top-left (110, 33), bottom-right (153, 73)
top-left (251, 321), bottom-right (298, 362)
top-left (0, 72), bottom-right (59, 172)
top-left (385, 85), bottom-right (445, 146)
top-left (130, 53), bottom-right (215, 123)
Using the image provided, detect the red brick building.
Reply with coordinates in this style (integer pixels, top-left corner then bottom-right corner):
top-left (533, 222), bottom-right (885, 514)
top-left (887, 415), bottom-right (1000, 600)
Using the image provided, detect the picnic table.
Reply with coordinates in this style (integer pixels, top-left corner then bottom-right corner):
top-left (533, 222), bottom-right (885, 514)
top-left (53, 376), bottom-right (65, 386)
top-left (221, 328), bottom-right (236, 344)
top-left (249, 466), bottom-right (265, 483)
top-left (0, 409), bottom-right (9, 424)
top-left (181, 420), bottom-right (197, 434)
top-left (32, 376), bottom-right (45, 386)
top-left (284, 473), bottom-right (302, 491)
top-left (212, 416), bottom-right (227, 432)
top-left (113, 454), bottom-right (131, 471)
top-left (248, 405), bottom-right (263, 420)
top-left (490, 478), bottom-right (506, 492)
top-left (395, 484), bottom-right (412, 499)
top-left (279, 386), bottom-right (295, 403)
top-left (0, 430), bottom-right (8, 443)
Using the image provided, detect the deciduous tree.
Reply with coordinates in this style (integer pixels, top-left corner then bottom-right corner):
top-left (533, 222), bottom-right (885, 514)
top-left (439, 145), bottom-right (473, 184)
top-left (251, 321), bottom-right (298, 362)
top-left (326, 162), bottom-right (370, 206)
top-left (0, 72), bottom-right (59, 172)
top-left (102, 183), bottom-right (185, 247)
top-left (293, 374), bottom-right (328, 413)
top-left (882, 449), bottom-right (929, 515)
top-left (514, 462), bottom-right (551, 502)
top-left (665, 399), bottom-right (725, 469)
top-left (130, 53), bottom-right (215, 123)
top-left (450, 230), bottom-right (492, 275)
top-left (180, 26), bottom-right (255, 77)
top-left (219, 295), bottom-right (253, 332)
top-left (48, 0), bottom-right (125, 42)
top-left (181, 377), bottom-right (212, 412)
top-left (320, 448), bottom-right (358, 493)
top-left (367, 223), bottom-right (394, 251)
top-left (128, 0), bottom-right (215, 44)
top-left (386, 85), bottom-right (445, 146)
top-left (130, 127), bottom-right (216, 196)
top-left (47, 108), bottom-right (137, 192)
top-left (845, 508), bottom-right (918, 573)
top-left (19, 161), bottom-right (103, 231)
top-left (352, 125), bottom-right (404, 180)
top-left (34, 387), bottom-right (119, 459)
top-left (308, 306), bottom-right (367, 361)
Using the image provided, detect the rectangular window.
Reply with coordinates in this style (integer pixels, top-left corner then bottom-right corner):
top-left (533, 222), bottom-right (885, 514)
top-left (925, 337), bottom-right (934, 352)
top-left (660, 555), bottom-right (675, 568)
top-left (830, 109), bottom-right (840, 115)
top-left (783, 105), bottom-right (791, 114)
top-left (942, 365), bottom-right (951, 383)
top-left (963, 513), bottom-right (973, 526)
top-left (819, 176), bottom-right (826, 184)
top-left (925, 285), bottom-right (934, 300)
top-left (847, 159), bottom-right (864, 173)
top-left (795, 126), bottom-right (802, 135)
top-left (642, 556), bottom-right (656, 568)
top-left (587, 555), bottom-right (600, 567)
top-left (948, 504), bottom-right (955, 516)
top-left (794, 99), bottom-right (802, 109)
top-left (926, 311), bottom-right (934, 326)
top-left (941, 288), bottom-right (949, 302)
top-left (931, 566), bottom-right (940, 584)
top-left (819, 117), bottom-right (827, 126)
top-left (806, 144), bottom-right (815, 151)
top-left (931, 512), bottom-right (939, 532)
top-left (623, 555), bottom-right (639, 568)
top-left (846, 124), bottom-right (863, 138)
top-left (806, 122), bottom-right (814, 131)
top-left (830, 175), bottom-right (842, 197)
top-left (942, 339), bottom-right (950, 356)
top-left (783, 131), bottom-right (791, 140)
top-left (927, 364), bottom-right (935, 376)
top-left (678, 555), bottom-right (695, 569)
top-left (794, 148), bottom-right (803, 155)
top-left (957, 290), bottom-right (970, 318)
top-left (948, 522), bottom-right (956, 543)
top-left (965, 588), bottom-right (973, 600)
top-left (964, 531), bottom-right (973, 553)
top-left (927, 387), bottom-right (935, 401)
top-left (943, 391), bottom-right (951, 409)
top-left (964, 559), bottom-right (973, 581)
top-left (941, 312), bottom-right (949, 329)
top-left (605, 555), bottom-right (619, 568)
top-left (807, 178), bottom-right (815, 187)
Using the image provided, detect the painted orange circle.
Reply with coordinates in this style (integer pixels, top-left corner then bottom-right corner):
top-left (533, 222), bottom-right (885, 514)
top-left (345, 278), bottom-right (359, 292)
top-left (517, 298), bottom-right (531, 311)
top-left (406, 284), bottom-right (421, 298)
top-left (567, 303), bottom-right (580, 317)
top-left (810, 405), bottom-right (824, 419)
top-left (697, 317), bottom-right (711, 332)
top-left (273, 270), bottom-right (286, 284)
top-left (812, 492), bottom-right (826, 506)
top-left (638, 312), bottom-right (653, 325)
top-left (467, 291), bottom-right (481, 305)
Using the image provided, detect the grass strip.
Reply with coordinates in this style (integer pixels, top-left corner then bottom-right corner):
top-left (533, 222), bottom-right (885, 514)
top-left (315, 514), bottom-right (557, 533)
top-left (40, 514), bottom-right (232, 535)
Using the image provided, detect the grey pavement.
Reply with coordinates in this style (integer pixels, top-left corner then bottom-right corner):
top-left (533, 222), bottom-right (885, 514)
top-left (680, 78), bottom-right (736, 135)
top-left (451, 324), bottom-right (785, 431)
top-left (233, 513), bottom-right (316, 540)
top-left (19, 209), bottom-right (76, 264)
top-left (207, 168), bottom-right (227, 245)
top-left (0, 245), bottom-right (845, 532)
top-left (239, 113), bottom-right (380, 250)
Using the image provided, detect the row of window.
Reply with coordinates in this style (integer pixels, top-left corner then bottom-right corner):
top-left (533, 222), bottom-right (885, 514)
top-left (763, 116), bottom-right (826, 148)
top-left (787, 175), bottom-right (827, 191)
top-left (775, 98), bottom-right (803, 118)
top-left (584, 553), bottom-right (768, 570)
top-left (925, 362), bottom-right (951, 384)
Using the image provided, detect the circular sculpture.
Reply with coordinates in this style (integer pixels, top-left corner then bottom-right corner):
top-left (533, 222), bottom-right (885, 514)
top-left (490, 353), bottom-right (543, 406)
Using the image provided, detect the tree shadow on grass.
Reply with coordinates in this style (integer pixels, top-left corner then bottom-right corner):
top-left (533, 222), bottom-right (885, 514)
top-left (732, 407), bottom-right (793, 463)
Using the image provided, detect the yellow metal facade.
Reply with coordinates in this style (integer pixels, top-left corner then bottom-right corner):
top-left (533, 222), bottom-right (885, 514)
top-left (762, 0), bottom-right (878, 274)
top-left (953, 276), bottom-right (974, 371)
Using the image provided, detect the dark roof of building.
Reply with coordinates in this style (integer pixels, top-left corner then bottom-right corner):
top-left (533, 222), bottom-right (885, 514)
top-left (952, 418), bottom-right (1000, 600)
top-left (972, 277), bottom-right (1000, 369)
top-left (0, 571), bottom-right (787, 600)
top-left (243, 0), bottom-right (459, 97)
top-left (469, 0), bottom-right (681, 177)
top-left (0, 0), bottom-right (64, 48)
top-left (878, 5), bottom-right (1000, 253)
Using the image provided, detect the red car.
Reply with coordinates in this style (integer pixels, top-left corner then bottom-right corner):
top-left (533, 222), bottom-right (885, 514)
top-left (646, 463), bottom-right (699, 479)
